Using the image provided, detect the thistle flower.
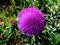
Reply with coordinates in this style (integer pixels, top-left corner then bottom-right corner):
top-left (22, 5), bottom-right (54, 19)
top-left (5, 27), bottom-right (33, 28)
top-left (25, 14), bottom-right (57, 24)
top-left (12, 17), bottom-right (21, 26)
top-left (17, 7), bottom-right (46, 36)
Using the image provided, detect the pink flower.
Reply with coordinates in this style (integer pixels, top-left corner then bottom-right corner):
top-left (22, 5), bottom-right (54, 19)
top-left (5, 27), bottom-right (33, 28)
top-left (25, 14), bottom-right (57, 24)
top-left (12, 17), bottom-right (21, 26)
top-left (9, 19), bottom-right (14, 24)
top-left (17, 7), bottom-right (46, 36)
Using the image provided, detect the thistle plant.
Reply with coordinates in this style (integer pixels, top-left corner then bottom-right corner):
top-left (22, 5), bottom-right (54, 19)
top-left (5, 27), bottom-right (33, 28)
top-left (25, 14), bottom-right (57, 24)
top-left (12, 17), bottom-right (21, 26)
top-left (0, 0), bottom-right (60, 45)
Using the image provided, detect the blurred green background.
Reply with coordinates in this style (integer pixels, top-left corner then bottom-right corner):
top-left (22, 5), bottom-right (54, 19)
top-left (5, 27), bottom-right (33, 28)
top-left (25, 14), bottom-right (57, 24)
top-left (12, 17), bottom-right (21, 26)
top-left (0, 0), bottom-right (60, 45)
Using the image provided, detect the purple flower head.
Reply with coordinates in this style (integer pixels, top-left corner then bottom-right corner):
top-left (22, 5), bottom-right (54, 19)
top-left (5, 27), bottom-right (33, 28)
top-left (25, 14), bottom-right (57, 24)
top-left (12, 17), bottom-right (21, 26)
top-left (17, 7), bottom-right (46, 36)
